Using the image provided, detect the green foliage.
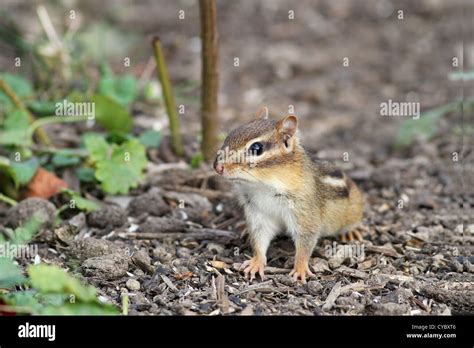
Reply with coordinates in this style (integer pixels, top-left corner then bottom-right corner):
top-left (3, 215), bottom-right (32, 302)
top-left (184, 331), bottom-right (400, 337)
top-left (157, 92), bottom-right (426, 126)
top-left (28, 264), bottom-right (96, 302)
top-left (76, 167), bottom-right (95, 183)
top-left (8, 213), bottom-right (45, 245)
top-left (0, 258), bottom-right (26, 288)
top-left (449, 70), bottom-right (474, 81)
top-left (39, 301), bottom-right (118, 315)
top-left (0, 73), bottom-right (32, 106)
top-left (0, 214), bottom-right (43, 289)
top-left (138, 129), bottom-right (162, 149)
top-left (92, 94), bottom-right (133, 133)
top-left (26, 100), bottom-right (58, 116)
top-left (0, 156), bottom-right (19, 189)
top-left (98, 65), bottom-right (138, 106)
top-left (0, 156), bottom-right (39, 191)
top-left (0, 128), bottom-right (30, 146)
top-left (84, 134), bottom-right (147, 194)
top-left (10, 157), bottom-right (39, 185)
top-left (191, 152), bottom-right (204, 169)
top-left (395, 99), bottom-right (474, 149)
top-left (52, 152), bottom-right (81, 168)
top-left (4, 108), bottom-right (29, 130)
top-left (0, 109), bottom-right (31, 146)
top-left (0, 216), bottom-right (118, 315)
top-left (61, 188), bottom-right (101, 212)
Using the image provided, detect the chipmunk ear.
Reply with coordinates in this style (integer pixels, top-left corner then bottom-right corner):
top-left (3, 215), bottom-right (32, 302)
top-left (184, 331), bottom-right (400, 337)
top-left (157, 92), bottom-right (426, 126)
top-left (277, 115), bottom-right (298, 141)
top-left (255, 106), bottom-right (269, 119)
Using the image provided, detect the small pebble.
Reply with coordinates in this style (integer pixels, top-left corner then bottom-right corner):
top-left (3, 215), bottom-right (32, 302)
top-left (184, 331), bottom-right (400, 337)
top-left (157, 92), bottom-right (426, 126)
top-left (126, 279), bottom-right (141, 291)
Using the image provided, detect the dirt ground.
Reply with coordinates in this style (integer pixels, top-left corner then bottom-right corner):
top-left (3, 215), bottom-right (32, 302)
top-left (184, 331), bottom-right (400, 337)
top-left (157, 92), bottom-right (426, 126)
top-left (1, 0), bottom-right (473, 315)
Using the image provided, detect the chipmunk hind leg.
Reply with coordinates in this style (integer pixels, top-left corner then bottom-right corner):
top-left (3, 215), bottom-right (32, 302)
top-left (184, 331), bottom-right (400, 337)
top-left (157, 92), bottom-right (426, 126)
top-left (340, 178), bottom-right (365, 242)
top-left (339, 224), bottom-right (364, 243)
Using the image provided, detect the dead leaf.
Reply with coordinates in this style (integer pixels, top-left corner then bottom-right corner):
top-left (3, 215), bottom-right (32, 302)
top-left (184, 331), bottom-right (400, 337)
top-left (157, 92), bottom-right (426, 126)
top-left (210, 260), bottom-right (229, 269)
top-left (23, 167), bottom-right (68, 199)
top-left (174, 271), bottom-right (194, 280)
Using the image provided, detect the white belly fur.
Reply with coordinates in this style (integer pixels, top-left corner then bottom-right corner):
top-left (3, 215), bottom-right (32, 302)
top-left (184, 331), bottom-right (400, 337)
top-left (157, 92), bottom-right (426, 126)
top-left (233, 181), bottom-right (300, 237)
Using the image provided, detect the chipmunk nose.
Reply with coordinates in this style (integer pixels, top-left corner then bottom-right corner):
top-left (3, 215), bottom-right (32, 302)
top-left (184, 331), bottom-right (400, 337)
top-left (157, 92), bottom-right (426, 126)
top-left (214, 161), bottom-right (224, 175)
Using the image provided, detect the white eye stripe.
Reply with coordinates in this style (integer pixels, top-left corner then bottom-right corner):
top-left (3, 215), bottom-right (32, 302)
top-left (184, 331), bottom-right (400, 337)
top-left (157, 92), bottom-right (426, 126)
top-left (321, 176), bottom-right (346, 187)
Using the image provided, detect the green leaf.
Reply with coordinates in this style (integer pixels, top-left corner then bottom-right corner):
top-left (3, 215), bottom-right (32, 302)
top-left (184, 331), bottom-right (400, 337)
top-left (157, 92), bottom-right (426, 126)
top-left (28, 264), bottom-right (97, 302)
top-left (10, 213), bottom-right (44, 244)
top-left (449, 70), bottom-right (474, 81)
top-left (39, 302), bottom-right (118, 315)
top-left (4, 109), bottom-right (29, 130)
top-left (0, 73), bottom-right (33, 107)
top-left (0, 156), bottom-right (19, 188)
top-left (395, 102), bottom-right (460, 149)
top-left (138, 129), bottom-right (162, 149)
top-left (0, 128), bottom-right (30, 146)
top-left (62, 188), bottom-right (101, 212)
top-left (1, 290), bottom-right (42, 313)
top-left (10, 157), bottom-right (39, 185)
top-left (91, 95), bottom-right (133, 133)
top-left (95, 139), bottom-right (147, 194)
top-left (76, 167), bottom-right (95, 183)
top-left (106, 131), bottom-right (133, 144)
top-left (98, 73), bottom-right (138, 106)
top-left (84, 135), bottom-right (147, 194)
top-left (0, 258), bottom-right (26, 288)
top-left (190, 152), bottom-right (204, 169)
top-left (27, 100), bottom-right (57, 116)
top-left (83, 133), bottom-right (109, 163)
top-left (52, 153), bottom-right (81, 168)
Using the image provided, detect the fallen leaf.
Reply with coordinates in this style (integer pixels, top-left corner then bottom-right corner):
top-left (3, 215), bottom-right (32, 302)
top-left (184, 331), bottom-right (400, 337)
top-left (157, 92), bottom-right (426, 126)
top-left (173, 271), bottom-right (193, 280)
top-left (210, 260), bottom-right (229, 269)
top-left (23, 167), bottom-right (68, 199)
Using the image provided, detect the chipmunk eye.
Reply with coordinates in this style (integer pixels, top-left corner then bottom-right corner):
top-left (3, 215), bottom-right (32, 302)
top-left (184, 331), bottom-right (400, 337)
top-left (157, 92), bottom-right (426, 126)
top-left (249, 142), bottom-right (264, 156)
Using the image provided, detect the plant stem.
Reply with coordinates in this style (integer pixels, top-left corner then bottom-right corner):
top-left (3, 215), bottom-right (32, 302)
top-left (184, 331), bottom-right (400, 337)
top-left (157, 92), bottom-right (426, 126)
top-left (199, 0), bottom-right (220, 162)
top-left (121, 293), bottom-right (129, 315)
top-left (0, 78), bottom-right (51, 145)
top-left (0, 193), bottom-right (17, 206)
top-left (151, 37), bottom-right (184, 157)
top-left (28, 115), bottom-right (90, 137)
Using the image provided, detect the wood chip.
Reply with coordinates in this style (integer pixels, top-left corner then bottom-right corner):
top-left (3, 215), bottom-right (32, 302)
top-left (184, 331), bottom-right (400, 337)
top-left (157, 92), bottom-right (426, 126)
top-left (365, 244), bottom-right (401, 258)
top-left (216, 274), bottom-right (231, 314)
top-left (160, 274), bottom-right (178, 292)
top-left (322, 282), bottom-right (342, 311)
top-left (323, 281), bottom-right (368, 311)
top-left (119, 228), bottom-right (237, 241)
top-left (335, 265), bottom-right (368, 279)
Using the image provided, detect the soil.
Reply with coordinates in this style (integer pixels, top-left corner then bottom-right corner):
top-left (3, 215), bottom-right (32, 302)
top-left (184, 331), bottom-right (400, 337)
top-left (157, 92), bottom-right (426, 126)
top-left (0, 0), bottom-right (472, 315)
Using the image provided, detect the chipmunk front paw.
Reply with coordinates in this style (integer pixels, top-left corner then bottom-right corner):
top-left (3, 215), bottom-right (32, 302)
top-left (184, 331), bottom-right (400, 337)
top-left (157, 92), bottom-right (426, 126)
top-left (240, 256), bottom-right (266, 281)
top-left (289, 263), bottom-right (315, 284)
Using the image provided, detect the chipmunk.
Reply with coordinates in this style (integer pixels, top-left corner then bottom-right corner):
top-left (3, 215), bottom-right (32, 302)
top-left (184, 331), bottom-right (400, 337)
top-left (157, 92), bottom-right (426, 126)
top-left (213, 108), bottom-right (365, 283)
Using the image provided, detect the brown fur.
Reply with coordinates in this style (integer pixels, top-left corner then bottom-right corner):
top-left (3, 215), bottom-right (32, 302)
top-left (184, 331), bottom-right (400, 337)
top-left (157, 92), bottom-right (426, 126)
top-left (222, 119), bottom-right (277, 150)
top-left (216, 114), bottom-right (365, 282)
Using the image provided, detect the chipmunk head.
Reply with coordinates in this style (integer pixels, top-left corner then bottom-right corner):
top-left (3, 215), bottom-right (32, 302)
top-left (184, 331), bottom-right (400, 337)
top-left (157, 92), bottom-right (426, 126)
top-left (214, 108), bottom-right (302, 183)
